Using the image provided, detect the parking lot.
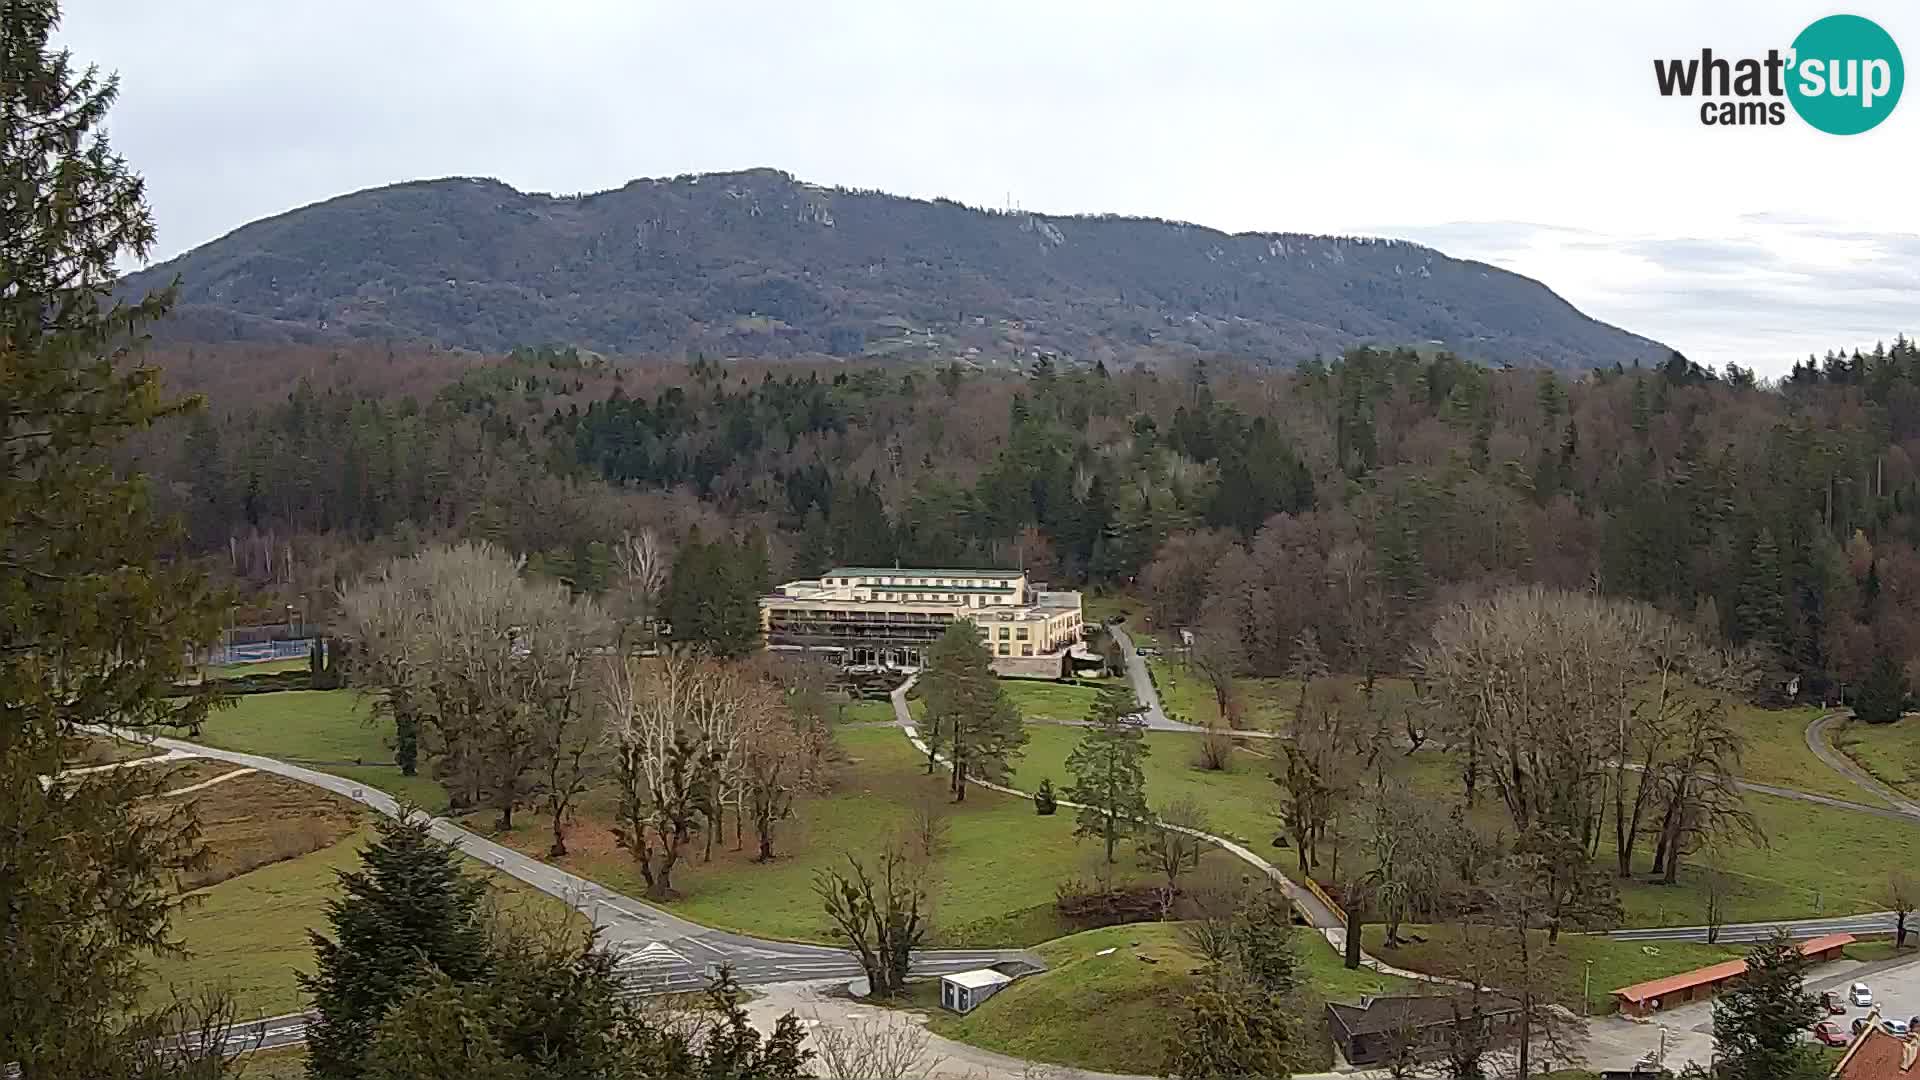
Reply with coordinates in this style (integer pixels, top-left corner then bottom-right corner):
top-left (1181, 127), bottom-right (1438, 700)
top-left (1809, 951), bottom-right (1920, 1041)
top-left (1583, 949), bottom-right (1920, 1072)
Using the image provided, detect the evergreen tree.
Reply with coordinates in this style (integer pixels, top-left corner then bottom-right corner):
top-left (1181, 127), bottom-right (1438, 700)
top-left (663, 536), bottom-right (761, 659)
top-left (1855, 651), bottom-right (1908, 724)
top-left (302, 813), bottom-right (493, 1080)
top-left (1709, 932), bottom-right (1824, 1080)
top-left (1735, 530), bottom-right (1788, 650)
top-left (921, 621), bottom-right (1027, 801)
top-left (1, 3), bottom-right (231, 1072)
top-left (1063, 683), bottom-right (1150, 862)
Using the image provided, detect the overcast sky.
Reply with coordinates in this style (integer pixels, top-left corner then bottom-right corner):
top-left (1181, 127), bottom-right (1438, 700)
top-left (60, 1), bottom-right (1918, 375)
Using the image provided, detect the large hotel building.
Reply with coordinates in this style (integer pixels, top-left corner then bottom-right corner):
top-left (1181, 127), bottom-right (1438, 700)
top-left (759, 567), bottom-right (1085, 678)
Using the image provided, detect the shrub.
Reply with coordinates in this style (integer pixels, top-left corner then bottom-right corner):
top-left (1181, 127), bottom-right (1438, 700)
top-left (1034, 777), bottom-right (1059, 815)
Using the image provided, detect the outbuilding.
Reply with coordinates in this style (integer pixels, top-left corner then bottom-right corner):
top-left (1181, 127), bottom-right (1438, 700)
top-left (1609, 932), bottom-right (1854, 1018)
top-left (939, 968), bottom-right (1013, 1014)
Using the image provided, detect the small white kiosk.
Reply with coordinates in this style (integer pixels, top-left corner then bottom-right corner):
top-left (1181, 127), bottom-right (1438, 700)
top-left (939, 968), bottom-right (1013, 1014)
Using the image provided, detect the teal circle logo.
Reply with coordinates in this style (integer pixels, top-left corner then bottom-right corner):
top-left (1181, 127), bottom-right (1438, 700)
top-left (1787, 14), bottom-right (1903, 134)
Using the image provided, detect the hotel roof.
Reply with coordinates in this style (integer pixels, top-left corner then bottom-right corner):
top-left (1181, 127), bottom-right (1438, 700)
top-left (826, 567), bottom-right (1025, 579)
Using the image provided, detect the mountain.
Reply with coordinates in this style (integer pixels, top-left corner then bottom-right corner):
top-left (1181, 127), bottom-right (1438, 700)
top-left (124, 168), bottom-right (1668, 369)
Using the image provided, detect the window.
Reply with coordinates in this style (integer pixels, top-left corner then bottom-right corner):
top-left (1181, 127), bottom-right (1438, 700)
top-left (997, 627), bottom-right (1010, 639)
top-left (997, 643), bottom-right (1009, 656)
top-left (1021, 645), bottom-right (1033, 656)
top-left (1015, 627), bottom-right (1029, 639)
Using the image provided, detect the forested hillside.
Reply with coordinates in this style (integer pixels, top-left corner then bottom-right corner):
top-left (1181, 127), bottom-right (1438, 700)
top-left (141, 336), bottom-right (1920, 699)
top-left (122, 168), bottom-right (1666, 370)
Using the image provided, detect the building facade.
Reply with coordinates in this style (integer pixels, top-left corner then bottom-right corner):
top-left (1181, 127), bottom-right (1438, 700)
top-left (759, 567), bottom-right (1084, 677)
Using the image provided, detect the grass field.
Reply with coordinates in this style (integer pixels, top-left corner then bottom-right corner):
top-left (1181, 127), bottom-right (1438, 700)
top-left (1000, 679), bottom-right (1102, 724)
top-left (1359, 924), bottom-right (1746, 1015)
top-left (924, 921), bottom-right (1410, 1074)
top-left (1010, 723), bottom-right (1280, 848)
top-left (190, 690), bottom-right (446, 808)
top-left (837, 699), bottom-right (896, 724)
top-left (1731, 705), bottom-right (1883, 804)
top-left (146, 823), bottom-right (584, 1018)
top-left (1830, 716), bottom-right (1920, 798)
top-left (475, 725), bottom-right (1230, 947)
top-left (205, 657), bottom-right (311, 679)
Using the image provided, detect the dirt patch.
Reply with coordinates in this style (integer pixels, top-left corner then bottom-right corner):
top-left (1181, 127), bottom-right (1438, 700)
top-left (175, 772), bottom-right (364, 891)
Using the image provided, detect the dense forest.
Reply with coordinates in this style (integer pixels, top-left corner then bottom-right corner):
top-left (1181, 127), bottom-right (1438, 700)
top-left (119, 167), bottom-right (1666, 371)
top-left (138, 335), bottom-right (1920, 699)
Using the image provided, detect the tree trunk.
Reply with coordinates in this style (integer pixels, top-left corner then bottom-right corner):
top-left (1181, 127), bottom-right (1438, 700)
top-left (498, 801), bottom-right (513, 832)
top-left (756, 819), bottom-right (775, 862)
top-left (549, 807), bottom-right (567, 858)
top-left (1344, 910), bottom-right (1363, 970)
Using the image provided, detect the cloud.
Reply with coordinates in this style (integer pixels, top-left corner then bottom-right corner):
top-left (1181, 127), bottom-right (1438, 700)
top-left (1379, 219), bottom-right (1918, 374)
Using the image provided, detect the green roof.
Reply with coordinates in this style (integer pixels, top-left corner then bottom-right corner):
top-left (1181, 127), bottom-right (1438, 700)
top-left (827, 567), bottom-right (1024, 579)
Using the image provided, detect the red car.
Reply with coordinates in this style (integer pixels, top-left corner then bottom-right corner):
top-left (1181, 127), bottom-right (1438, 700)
top-left (1813, 1021), bottom-right (1851, 1047)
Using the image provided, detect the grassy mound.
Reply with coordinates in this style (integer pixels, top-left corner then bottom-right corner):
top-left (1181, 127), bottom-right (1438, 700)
top-left (924, 922), bottom-right (1412, 1075)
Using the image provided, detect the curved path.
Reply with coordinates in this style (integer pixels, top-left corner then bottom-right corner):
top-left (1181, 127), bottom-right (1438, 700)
top-left (85, 727), bottom-right (1039, 1048)
top-left (1609, 712), bottom-right (1920, 944)
top-left (885, 680), bottom-right (1456, 992)
top-left (1807, 711), bottom-right (1920, 817)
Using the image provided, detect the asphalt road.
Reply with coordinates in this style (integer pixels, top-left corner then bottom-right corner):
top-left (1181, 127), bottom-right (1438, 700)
top-left (1108, 624), bottom-right (1274, 738)
top-left (100, 730), bottom-right (1039, 1049)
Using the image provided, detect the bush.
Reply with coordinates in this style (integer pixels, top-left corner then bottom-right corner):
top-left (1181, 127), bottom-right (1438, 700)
top-left (1035, 777), bottom-right (1059, 815)
top-left (171, 669), bottom-right (313, 696)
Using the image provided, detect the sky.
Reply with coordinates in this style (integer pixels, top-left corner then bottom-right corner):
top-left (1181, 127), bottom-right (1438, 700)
top-left (59, 1), bottom-right (1920, 376)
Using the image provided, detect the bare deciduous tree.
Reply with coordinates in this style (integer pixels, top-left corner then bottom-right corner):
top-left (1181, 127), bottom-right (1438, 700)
top-left (814, 846), bottom-right (930, 999)
top-left (807, 1013), bottom-right (940, 1080)
top-left (1888, 869), bottom-right (1917, 950)
top-left (1138, 798), bottom-right (1210, 917)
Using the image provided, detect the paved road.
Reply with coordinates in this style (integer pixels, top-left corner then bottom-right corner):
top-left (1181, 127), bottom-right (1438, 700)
top-left (1609, 912), bottom-right (1904, 945)
top-left (1808, 711), bottom-right (1920, 817)
top-left (1605, 712), bottom-right (1920, 944)
top-left (94, 729), bottom-right (1039, 1048)
top-left (1108, 624), bottom-right (1274, 737)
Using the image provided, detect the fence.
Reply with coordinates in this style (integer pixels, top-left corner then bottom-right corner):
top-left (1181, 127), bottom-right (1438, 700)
top-left (204, 639), bottom-right (314, 666)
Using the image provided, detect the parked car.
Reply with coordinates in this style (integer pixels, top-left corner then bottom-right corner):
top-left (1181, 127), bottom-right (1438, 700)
top-left (1850, 982), bottom-right (1874, 1007)
top-left (1883, 1017), bottom-right (1912, 1038)
top-left (1820, 991), bottom-right (1848, 1014)
top-left (1813, 1021), bottom-right (1851, 1047)
top-left (1854, 1017), bottom-right (1872, 1036)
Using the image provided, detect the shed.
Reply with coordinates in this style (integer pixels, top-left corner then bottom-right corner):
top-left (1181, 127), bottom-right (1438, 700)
top-left (1610, 933), bottom-right (1855, 1018)
top-left (939, 968), bottom-right (1013, 1014)
top-left (1325, 992), bottom-right (1522, 1067)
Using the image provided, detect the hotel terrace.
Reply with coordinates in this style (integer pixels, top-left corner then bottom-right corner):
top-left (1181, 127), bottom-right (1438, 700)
top-left (759, 567), bottom-right (1085, 678)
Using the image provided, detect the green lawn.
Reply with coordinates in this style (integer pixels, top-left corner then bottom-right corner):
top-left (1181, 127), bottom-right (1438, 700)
top-left (205, 657), bottom-right (311, 679)
top-left (478, 726), bottom-right (1226, 946)
top-left (1081, 593), bottom-right (1144, 627)
top-left (837, 699), bottom-right (896, 724)
top-left (189, 690), bottom-right (446, 808)
top-left (1360, 924), bottom-right (1746, 1016)
top-left (1149, 658), bottom-right (1219, 726)
top-left (1010, 723), bottom-right (1281, 848)
top-left (145, 826), bottom-right (372, 1016)
top-left (147, 825), bottom-right (584, 1018)
top-left (925, 921), bottom-right (1409, 1075)
top-left (1000, 679), bottom-right (1101, 724)
top-left (1732, 705), bottom-right (1883, 804)
top-left (1830, 716), bottom-right (1920, 798)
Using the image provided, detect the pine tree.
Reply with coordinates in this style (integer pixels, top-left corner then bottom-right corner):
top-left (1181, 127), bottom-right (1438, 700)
top-left (1, 3), bottom-right (230, 1072)
top-left (1735, 530), bottom-right (1787, 650)
top-left (1710, 932), bottom-right (1825, 1080)
top-left (663, 536), bottom-right (761, 658)
top-left (302, 813), bottom-right (494, 1080)
top-left (1064, 683), bottom-right (1150, 862)
top-left (921, 621), bottom-right (1027, 801)
top-left (1855, 651), bottom-right (1908, 725)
